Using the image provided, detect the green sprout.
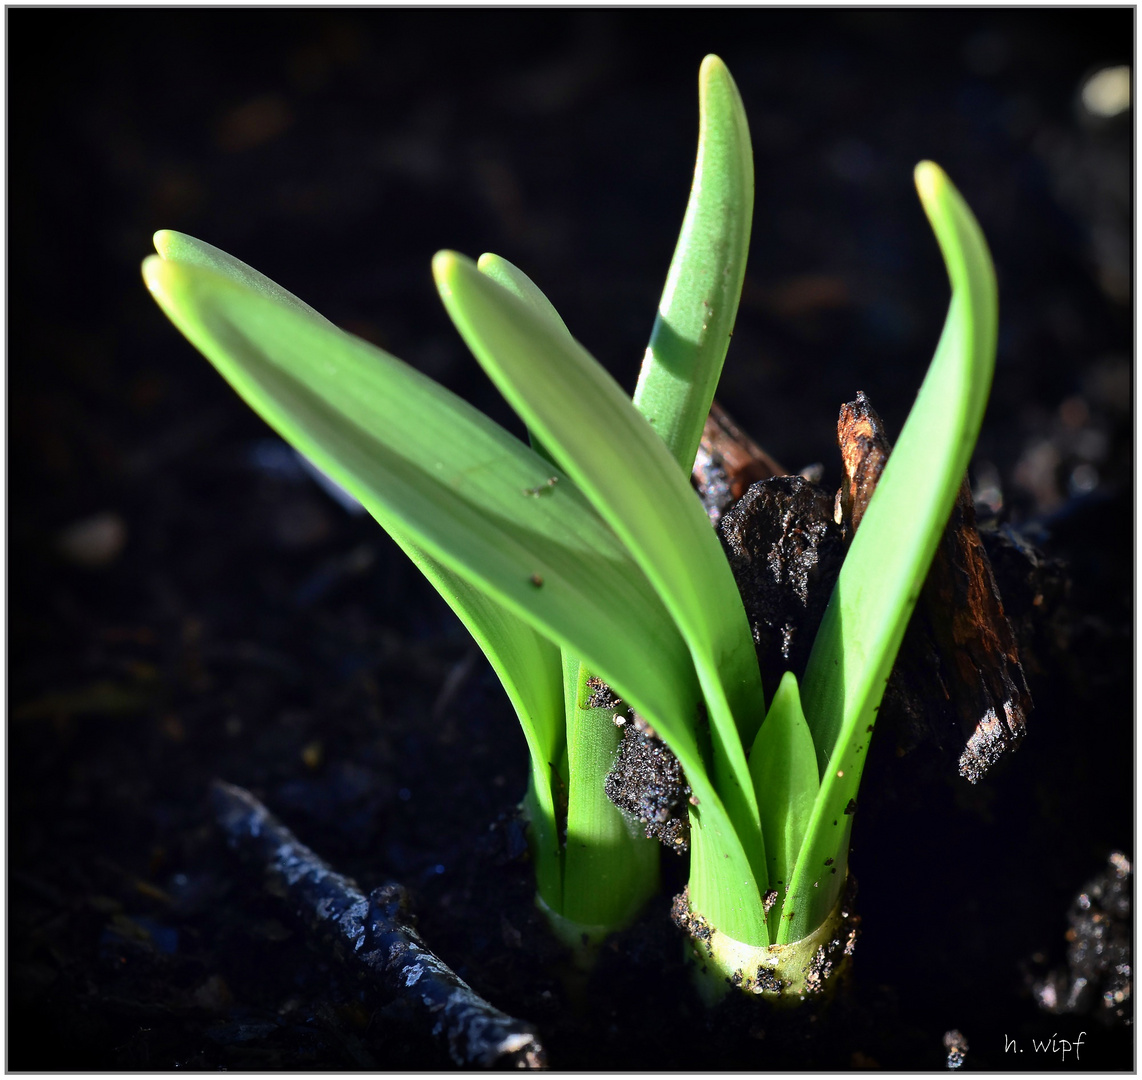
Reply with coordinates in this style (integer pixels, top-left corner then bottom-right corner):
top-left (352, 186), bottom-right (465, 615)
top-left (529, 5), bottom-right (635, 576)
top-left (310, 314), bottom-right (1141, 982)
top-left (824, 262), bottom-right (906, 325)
top-left (142, 56), bottom-right (997, 997)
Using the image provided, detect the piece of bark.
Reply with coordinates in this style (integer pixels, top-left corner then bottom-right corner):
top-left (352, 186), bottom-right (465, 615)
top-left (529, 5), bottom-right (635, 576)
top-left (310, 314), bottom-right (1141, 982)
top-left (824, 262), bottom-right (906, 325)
top-left (693, 400), bottom-right (786, 524)
top-left (835, 392), bottom-right (1032, 782)
top-left (835, 392), bottom-right (890, 533)
top-left (211, 780), bottom-right (546, 1069)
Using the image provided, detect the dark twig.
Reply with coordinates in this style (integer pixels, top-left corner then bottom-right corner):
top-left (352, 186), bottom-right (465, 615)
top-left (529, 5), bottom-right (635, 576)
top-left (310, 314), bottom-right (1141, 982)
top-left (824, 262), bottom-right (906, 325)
top-left (211, 780), bottom-right (547, 1068)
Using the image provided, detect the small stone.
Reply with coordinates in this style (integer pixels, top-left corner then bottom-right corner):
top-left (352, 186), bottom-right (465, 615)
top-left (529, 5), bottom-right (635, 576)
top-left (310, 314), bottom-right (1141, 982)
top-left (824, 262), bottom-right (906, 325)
top-left (56, 511), bottom-right (127, 566)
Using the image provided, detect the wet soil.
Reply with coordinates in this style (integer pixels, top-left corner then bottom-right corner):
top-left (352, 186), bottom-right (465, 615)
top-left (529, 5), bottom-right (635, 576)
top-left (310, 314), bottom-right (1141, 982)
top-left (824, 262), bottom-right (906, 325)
top-left (9, 9), bottom-right (1132, 1070)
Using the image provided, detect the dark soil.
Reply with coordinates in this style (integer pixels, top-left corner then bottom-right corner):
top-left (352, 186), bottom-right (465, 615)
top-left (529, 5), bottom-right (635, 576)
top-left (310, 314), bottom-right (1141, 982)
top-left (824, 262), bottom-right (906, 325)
top-left (10, 9), bottom-right (1132, 1070)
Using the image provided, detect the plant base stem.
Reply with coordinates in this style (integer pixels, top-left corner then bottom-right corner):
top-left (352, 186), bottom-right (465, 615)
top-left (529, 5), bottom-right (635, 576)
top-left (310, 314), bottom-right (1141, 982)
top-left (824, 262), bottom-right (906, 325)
top-left (675, 877), bottom-right (860, 1005)
top-left (535, 890), bottom-right (618, 969)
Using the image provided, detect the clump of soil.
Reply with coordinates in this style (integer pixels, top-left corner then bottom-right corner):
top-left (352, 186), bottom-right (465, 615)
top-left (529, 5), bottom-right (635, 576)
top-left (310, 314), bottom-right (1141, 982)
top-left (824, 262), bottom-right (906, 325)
top-left (670, 886), bottom-right (714, 952)
top-left (591, 674), bottom-right (692, 851)
top-left (1032, 851), bottom-right (1132, 1025)
top-left (943, 1028), bottom-right (970, 1069)
top-left (604, 712), bottom-right (692, 852)
top-left (718, 475), bottom-right (847, 692)
top-left (585, 675), bottom-right (620, 710)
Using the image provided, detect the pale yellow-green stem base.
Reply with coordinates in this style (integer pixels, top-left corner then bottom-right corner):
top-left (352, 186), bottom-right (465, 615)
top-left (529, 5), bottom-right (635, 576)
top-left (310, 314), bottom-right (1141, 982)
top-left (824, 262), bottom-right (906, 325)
top-left (535, 891), bottom-right (619, 971)
top-left (678, 880), bottom-right (859, 1005)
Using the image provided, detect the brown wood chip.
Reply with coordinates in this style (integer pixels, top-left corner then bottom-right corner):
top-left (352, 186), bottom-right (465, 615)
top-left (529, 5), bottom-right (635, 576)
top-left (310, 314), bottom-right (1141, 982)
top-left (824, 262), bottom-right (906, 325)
top-left (693, 400), bottom-right (786, 523)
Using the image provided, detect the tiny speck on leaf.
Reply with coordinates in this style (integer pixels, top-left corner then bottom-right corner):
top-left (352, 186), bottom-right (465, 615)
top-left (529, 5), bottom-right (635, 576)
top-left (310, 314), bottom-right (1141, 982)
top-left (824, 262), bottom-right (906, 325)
top-left (524, 477), bottom-right (558, 497)
top-left (529, 573), bottom-right (544, 587)
top-left (844, 798), bottom-right (857, 815)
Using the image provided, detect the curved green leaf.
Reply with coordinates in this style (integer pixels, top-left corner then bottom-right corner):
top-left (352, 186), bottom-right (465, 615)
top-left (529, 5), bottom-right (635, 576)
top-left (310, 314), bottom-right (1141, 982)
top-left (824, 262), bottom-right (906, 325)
top-left (470, 251), bottom-right (766, 938)
top-left (475, 251), bottom-right (664, 926)
top-left (784, 162), bottom-right (999, 943)
top-left (633, 54), bottom-right (754, 475)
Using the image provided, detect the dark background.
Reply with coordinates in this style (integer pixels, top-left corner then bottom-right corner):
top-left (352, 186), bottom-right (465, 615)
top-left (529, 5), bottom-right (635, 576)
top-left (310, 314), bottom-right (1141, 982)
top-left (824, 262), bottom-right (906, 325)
top-left (9, 8), bottom-right (1133, 1070)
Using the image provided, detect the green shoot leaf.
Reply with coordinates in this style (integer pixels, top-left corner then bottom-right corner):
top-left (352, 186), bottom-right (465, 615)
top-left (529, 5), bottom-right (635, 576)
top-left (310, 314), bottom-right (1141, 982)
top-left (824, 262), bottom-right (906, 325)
top-left (782, 162), bottom-right (999, 943)
top-left (750, 672), bottom-right (819, 939)
top-left (633, 54), bottom-right (754, 474)
top-left (142, 249), bottom-right (706, 725)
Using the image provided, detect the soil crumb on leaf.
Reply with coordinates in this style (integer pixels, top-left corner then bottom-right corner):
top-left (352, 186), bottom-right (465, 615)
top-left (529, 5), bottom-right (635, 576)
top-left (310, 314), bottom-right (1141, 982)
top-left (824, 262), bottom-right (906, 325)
top-left (802, 877), bottom-right (862, 998)
top-left (585, 676), bottom-right (620, 711)
top-left (670, 887), bottom-right (713, 955)
top-left (605, 713), bottom-right (691, 851)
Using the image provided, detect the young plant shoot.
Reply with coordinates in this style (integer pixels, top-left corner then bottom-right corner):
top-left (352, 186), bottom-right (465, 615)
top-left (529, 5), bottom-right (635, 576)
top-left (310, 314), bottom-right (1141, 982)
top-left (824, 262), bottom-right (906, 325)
top-left (144, 55), bottom-right (998, 999)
